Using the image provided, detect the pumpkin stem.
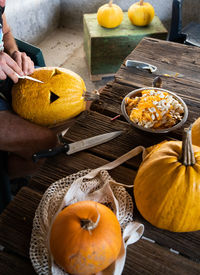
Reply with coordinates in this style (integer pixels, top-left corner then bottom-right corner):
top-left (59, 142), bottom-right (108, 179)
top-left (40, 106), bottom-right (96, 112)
top-left (109, 0), bottom-right (113, 7)
top-left (140, 0), bottom-right (144, 5)
top-left (180, 126), bottom-right (196, 166)
top-left (84, 90), bottom-right (100, 101)
top-left (80, 204), bottom-right (100, 232)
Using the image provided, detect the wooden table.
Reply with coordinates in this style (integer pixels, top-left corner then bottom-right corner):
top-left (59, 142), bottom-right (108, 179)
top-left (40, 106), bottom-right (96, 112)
top-left (0, 37), bottom-right (200, 274)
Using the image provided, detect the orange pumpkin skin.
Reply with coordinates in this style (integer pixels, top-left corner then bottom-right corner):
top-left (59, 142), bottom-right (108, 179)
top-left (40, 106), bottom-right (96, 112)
top-left (192, 117), bottom-right (200, 146)
top-left (50, 200), bottom-right (122, 275)
top-left (134, 140), bottom-right (200, 232)
top-left (12, 67), bottom-right (87, 126)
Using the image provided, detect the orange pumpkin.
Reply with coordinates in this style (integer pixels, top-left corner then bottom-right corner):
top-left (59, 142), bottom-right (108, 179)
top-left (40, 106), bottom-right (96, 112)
top-left (12, 67), bottom-right (97, 126)
top-left (97, 0), bottom-right (123, 28)
top-left (128, 0), bottom-right (155, 26)
top-left (50, 200), bottom-right (122, 274)
top-left (134, 127), bottom-right (200, 232)
top-left (192, 117), bottom-right (200, 146)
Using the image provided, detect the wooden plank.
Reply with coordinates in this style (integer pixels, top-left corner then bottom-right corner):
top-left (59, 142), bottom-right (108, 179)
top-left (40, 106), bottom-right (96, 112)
top-left (0, 187), bottom-right (42, 258)
top-left (121, 37), bottom-right (200, 83)
top-left (29, 151), bottom-right (137, 193)
top-left (0, 251), bottom-right (36, 275)
top-left (123, 239), bottom-right (200, 275)
top-left (0, 188), bottom-right (199, 274)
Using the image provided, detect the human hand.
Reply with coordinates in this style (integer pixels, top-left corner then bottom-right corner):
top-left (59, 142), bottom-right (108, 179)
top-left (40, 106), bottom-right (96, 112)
top-left (0, 51), bottom-right (24, 83)
top-left (12, 50), bottom-right (34, 76)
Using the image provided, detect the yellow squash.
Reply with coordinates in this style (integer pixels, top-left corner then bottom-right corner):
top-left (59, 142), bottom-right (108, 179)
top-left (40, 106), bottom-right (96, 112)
top-left (50, 200), bottom-right (122, 275)
top-left (134, 127), bottom-right (200, 232)
top-left (12, 67), bottom-right (89, 126)
top-left (97, 0), bottom-right (123, 28)
top-left (128, 0), bottom-right (155, 26)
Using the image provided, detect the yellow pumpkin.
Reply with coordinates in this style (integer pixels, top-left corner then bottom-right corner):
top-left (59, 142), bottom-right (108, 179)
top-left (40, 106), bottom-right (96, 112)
top-left (134, 127), bottom-right (200, 232)
top-left (128, 0), bottom-right (155, 26)
top-left (192, 117), bottom-right (200, 146)
top-left (12, 67), bottom-right (94, 126)
top-left (97, 0), bottom-right (123, 28)
top-left (50, 200), bottom-right (122, 275)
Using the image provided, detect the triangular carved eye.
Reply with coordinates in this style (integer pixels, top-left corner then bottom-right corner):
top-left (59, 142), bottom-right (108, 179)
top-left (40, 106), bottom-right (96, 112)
top-left (50, 91), bottom-right (59, 103)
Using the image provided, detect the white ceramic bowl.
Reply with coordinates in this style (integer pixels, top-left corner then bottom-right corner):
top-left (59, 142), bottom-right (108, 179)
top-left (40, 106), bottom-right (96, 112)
top-left (121, 87), bottom-right (188, 134)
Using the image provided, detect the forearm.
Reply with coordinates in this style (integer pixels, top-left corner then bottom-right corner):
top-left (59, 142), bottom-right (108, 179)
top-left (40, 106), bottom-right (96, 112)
top-left (2, 14), bottom-right (18, 57)
top-left (3, 30), bottom-right (18, 56)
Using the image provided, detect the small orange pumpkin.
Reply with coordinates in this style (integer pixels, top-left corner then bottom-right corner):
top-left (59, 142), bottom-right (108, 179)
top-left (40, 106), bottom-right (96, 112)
top-left (128, 0), bottom-right (155, 26)
top-left (97, 0), bottom-right (123, 28)
top-left (50, 200), bottom-right (122, 274)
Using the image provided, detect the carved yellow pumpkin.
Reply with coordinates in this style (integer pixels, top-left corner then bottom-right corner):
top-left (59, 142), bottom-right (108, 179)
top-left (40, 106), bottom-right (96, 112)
top-left (97, 0), bottom-right (123, 28)
top-left (192, 117), bottom-right (200, 146)
top-left (128, 0), bottom-right (155, 26)
top-left (12, 67), bottom-right (89, 126)
top-left (50, 200), bottom-right (122, 274)
top-left (134, 127), bottom-right (200, 232)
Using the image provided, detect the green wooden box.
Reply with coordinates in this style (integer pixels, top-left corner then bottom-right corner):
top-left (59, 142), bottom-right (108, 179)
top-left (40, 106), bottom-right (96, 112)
top-left (83, 12), bottom-right (168, 80)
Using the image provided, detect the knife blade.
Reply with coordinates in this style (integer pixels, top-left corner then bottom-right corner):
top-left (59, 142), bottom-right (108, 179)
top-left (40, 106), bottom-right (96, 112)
top-left (32, 130), bottom-right (123, 162)
top-left (15, 73), bottom-right (44, 83)
top-left (125, 60), bottom-right (184, 78)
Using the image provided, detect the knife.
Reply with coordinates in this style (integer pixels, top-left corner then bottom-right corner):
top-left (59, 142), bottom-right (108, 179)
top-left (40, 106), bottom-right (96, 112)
top-left (32, 130), bottom-right (123, 162)
top-left (125, 60), bottom-right (184, 78)
top-left (15, 72), bottom-right (44, 83)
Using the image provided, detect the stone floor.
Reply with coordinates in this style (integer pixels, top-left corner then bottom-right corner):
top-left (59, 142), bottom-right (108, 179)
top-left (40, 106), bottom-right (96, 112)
top-left (37, 26), bottom-right (113, 93)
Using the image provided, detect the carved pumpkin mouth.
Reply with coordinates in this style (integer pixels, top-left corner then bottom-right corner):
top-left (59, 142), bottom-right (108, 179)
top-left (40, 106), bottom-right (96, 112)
top-left (50, 91), bottom-right (60, 104)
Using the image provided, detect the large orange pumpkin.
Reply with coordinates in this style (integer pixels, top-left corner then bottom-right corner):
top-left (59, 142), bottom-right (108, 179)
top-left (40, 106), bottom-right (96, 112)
top-left (192, 117), bottom-right (200, 146)
top-left (134, 127), bottom-right (200, 232)
top-left (12, 67), bottom-right (93, 126)
top-left (50, 200), bottom-right (122, 275)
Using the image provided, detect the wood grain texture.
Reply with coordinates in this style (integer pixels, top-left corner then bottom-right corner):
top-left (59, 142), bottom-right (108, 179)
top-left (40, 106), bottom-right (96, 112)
top-left (29, 151), bottom-right (137, 193)
top-left (0, 251), bottom-right (36, 275)
top-left (123, 239), bottom-right (200, 275)
top-left (0, 187), bottom-right (42, 258)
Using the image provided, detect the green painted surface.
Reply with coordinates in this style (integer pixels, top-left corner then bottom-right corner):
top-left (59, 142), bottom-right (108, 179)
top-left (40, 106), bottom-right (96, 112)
top-left (83, 12), bottom-right (168, 76)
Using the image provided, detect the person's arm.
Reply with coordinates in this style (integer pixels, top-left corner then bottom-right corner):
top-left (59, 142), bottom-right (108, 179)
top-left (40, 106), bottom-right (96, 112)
top-left (2, 14), bottom-right (18, 56)
top-left (2, 13), bottom-right (34, 77)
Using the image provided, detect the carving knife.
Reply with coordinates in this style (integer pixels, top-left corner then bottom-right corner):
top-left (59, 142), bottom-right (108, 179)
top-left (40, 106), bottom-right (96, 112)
top-left (125, 60), bottom-right (184, 78)
top-left (15, 72), bottom-right (44, 83)
top-left (32, 130), bottom-right (123, 162)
